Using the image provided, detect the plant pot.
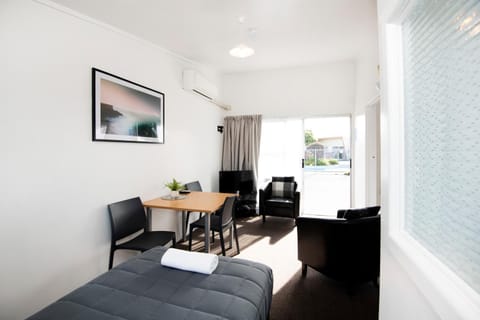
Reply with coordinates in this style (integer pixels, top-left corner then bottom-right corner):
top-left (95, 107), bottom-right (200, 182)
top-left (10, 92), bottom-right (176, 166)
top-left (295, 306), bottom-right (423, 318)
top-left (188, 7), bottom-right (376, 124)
top-left (170, 190), bottom-right (179, 198)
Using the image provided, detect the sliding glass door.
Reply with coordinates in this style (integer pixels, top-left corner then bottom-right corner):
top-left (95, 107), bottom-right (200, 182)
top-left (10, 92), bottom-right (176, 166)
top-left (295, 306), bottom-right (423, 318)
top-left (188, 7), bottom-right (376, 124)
top-left (259, 116), bottom-right (351, 216)
top-left (303, 116), bottom-right (351, 215)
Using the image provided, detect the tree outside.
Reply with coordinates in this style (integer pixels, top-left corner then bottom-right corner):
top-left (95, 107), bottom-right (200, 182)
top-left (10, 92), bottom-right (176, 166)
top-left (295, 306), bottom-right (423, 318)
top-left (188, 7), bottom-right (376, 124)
top-left (305, 129), bottom-right (315, 145)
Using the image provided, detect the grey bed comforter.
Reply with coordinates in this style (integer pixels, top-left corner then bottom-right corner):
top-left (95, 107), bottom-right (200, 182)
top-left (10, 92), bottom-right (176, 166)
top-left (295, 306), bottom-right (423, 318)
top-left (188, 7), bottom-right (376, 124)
top-left (28, 247), bottom-right (273, 320)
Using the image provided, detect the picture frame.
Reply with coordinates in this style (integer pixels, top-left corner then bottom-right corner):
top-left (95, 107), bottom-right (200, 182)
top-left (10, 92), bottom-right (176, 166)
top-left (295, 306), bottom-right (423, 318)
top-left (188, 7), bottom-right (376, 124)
top-left (92, 68), bottom-right (165, 144)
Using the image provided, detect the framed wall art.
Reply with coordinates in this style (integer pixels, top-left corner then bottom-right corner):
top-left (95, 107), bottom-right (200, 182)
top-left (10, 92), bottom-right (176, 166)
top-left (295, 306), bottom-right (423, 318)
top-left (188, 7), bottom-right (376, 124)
top-left (92, 68), bottom-right (165, 143)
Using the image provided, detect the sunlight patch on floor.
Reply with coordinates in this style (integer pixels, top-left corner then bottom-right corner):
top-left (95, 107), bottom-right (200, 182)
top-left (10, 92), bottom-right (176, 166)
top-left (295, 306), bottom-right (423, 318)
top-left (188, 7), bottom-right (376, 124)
top-left (236, 227), bottom-right (301, 294)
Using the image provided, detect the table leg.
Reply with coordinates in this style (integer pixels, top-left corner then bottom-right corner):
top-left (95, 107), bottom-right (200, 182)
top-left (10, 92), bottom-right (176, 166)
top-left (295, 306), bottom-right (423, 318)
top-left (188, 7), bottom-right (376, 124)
top-left (182, 210), bottom-right (186, 242)
top-left (205, 213), bottom-right (210, 253)
top-left (147, 208), bottom-right (152, 231)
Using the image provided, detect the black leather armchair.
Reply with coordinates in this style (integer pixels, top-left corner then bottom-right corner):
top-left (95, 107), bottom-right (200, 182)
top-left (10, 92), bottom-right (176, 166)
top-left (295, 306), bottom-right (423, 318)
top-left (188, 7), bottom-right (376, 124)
top-left (259, 177), bottom-right (300, 222)
top-left (296, 207), bottom-right (380, 284)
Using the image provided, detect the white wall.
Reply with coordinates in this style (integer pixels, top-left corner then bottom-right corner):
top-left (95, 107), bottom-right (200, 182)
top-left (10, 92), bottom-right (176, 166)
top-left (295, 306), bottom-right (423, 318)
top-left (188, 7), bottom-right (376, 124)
top-left (377, 0), bottom-right (440, 319)
top-left (380, 249), bottom-right (439, 319)
top-left (0, 1), bottom-right (225, 318)
top-left (221, 61), bottom-right (356, 118)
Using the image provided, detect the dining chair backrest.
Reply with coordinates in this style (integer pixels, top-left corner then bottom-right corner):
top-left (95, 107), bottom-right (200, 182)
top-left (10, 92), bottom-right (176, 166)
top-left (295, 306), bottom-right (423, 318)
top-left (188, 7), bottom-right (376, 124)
top-left (108, 197), bottom-right (146, 242)
top-left (220, 196), bottom-right (237, 226)
top-left (185, 181), bottom-right (202, 192)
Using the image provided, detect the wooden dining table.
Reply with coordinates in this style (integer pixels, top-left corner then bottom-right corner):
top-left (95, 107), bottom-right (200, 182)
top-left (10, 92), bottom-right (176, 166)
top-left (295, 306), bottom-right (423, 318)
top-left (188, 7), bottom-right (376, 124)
top-left (143, 191), bottom-right (236, 253)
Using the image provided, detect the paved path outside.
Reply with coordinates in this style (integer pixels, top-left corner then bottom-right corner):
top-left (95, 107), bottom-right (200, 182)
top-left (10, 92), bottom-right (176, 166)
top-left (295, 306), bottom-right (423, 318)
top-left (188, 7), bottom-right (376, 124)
top-left (302, 171), bottom-right (351, 216)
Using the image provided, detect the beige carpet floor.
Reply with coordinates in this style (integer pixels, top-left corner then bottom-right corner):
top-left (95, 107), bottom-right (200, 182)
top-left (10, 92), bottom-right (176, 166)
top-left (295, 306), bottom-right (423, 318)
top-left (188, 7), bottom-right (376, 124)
top-left (177, 215), bottom-right (379, 320)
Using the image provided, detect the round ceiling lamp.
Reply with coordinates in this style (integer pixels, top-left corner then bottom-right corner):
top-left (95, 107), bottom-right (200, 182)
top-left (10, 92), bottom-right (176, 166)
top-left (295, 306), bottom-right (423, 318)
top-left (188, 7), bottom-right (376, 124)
top-left (229, 44), bottom-right (255, 58)
top-left (230, 16), bottom-right (256, 58)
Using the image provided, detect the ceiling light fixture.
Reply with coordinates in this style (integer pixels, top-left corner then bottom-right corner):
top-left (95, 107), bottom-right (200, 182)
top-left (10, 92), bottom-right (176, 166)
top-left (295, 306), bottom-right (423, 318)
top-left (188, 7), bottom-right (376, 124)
top-left (229, 44), bottom-right (255, 58)
top-left (229, 16), bottom-right (256, 58)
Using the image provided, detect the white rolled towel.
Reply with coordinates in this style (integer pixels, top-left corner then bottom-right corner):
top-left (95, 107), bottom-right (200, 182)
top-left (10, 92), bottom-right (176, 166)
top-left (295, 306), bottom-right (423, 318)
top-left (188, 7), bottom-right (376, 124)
top-left (161, 248), bottom-right (219, 274)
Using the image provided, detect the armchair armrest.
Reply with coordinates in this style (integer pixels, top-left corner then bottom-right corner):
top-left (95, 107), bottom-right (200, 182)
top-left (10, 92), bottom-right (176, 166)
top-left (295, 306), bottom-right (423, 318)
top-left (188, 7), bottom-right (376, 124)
top-left (259, 183), bottom-right (272, 205)
top-left (296, 216), bottom-right (342, 270)
top-left (262, 183), bottom-right (272, 196)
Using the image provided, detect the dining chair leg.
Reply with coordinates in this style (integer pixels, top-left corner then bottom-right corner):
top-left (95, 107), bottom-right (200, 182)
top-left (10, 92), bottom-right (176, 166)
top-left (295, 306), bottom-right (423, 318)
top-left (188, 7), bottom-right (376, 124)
top-left (108, 246), bottom-right (115, 270)
top-left (228, 225), bottom-right (233, 250)
top-left (219, 230), bottom-right (226, 256)
top-left (185, 211), bottom-right (191, 236)
top-left (233, 221), bottom-right (240, 254)
top-left (188, 226), bottom-right (193, 251)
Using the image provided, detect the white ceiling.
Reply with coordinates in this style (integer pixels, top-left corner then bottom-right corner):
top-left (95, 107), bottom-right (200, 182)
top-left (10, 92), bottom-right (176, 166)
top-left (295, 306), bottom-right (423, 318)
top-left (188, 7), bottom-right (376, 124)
top-left (49, 0), bottom-right (378, 73)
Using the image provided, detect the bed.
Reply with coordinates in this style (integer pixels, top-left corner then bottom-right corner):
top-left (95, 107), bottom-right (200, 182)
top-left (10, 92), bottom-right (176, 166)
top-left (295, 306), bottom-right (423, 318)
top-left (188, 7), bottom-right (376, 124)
top-left (28, 247), bottom-right (273, 320)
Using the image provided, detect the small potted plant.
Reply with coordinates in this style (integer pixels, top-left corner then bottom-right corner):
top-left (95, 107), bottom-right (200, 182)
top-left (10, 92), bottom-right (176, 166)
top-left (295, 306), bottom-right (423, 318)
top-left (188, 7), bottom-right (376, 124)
top-left (165, 178), bottom-right (184, 198)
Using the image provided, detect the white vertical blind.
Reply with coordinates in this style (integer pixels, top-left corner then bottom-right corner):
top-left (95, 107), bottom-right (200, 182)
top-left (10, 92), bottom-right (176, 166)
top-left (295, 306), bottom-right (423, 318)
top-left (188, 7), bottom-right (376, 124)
top-left (402, 0), bottom-right (480, 293)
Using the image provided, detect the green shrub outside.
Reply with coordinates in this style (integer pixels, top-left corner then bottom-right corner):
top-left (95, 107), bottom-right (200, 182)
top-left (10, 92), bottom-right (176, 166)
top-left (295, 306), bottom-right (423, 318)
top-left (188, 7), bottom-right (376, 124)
top-left (304, 158), bottom-right (341, 166)
top-left (317, 159), bottom-right (328, 166)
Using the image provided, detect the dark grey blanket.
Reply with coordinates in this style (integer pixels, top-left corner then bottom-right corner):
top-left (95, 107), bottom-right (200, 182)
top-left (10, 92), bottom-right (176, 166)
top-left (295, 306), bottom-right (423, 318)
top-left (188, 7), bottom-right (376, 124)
top-left (28, 247), bottom-right (273, 320)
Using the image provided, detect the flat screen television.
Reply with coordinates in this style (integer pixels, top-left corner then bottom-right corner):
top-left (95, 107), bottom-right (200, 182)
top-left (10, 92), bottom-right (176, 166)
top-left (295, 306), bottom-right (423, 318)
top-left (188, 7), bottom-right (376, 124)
top-left (219, 170), bottom-right (254, 194)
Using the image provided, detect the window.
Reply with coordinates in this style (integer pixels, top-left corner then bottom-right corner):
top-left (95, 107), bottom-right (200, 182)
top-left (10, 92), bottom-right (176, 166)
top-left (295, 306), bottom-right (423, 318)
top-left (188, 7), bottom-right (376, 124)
top-left (384, 0), bottom-right (480, 317)
top-left (402, 0), bottom-right (480, 294)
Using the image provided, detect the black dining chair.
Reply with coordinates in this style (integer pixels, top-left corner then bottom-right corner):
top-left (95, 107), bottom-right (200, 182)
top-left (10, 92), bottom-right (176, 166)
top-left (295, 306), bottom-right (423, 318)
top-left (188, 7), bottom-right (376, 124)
top-left (188, 196), bottom-right (240, 256)
top-left (107, 197), bottom-right (176, 269)
top-left (184, 181), bottom-right (203, 231)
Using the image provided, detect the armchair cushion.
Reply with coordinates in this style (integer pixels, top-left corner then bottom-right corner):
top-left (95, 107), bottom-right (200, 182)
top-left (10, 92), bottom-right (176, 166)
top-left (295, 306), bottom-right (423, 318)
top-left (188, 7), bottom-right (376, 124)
top-left (271, 181), bottom-right (295, 198)
top-left (271, 176), bottom-right (295, 198)
top-left (337, 205), bottom-right (380, 219)
top-left (266, 198), bottom-right (294, 208)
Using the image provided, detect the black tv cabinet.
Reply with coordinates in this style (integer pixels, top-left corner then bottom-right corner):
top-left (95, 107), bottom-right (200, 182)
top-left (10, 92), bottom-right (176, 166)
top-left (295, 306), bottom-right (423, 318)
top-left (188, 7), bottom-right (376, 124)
top-left (219, 170), bottom-right (257, 217)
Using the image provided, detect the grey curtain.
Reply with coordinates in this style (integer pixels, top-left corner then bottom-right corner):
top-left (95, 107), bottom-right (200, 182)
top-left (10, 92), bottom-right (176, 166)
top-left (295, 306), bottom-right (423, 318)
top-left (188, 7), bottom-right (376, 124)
top-left (222, 115), bottom-right (262, 184)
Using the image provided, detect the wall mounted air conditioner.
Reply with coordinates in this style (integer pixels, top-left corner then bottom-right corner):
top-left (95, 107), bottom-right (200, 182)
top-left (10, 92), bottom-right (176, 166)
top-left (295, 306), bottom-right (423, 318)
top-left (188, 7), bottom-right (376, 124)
top-left (182, 69), bottom-right (231, 110)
